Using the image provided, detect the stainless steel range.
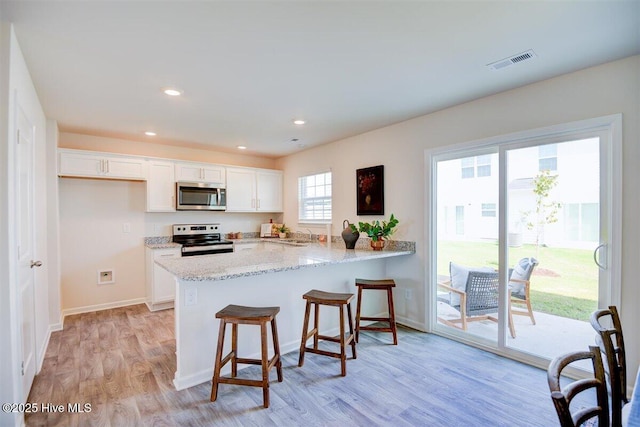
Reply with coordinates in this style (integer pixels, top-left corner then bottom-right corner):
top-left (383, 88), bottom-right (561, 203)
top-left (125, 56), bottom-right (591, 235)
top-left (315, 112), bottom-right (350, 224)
top-left (172, 223), bottom-right (234, 256)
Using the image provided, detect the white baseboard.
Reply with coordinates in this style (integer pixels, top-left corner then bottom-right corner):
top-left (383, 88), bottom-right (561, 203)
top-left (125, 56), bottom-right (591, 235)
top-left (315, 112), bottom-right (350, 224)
top-left (61, 297), bottom-right (147, 319)
top-left (396, 316), bottom-right (426, 332)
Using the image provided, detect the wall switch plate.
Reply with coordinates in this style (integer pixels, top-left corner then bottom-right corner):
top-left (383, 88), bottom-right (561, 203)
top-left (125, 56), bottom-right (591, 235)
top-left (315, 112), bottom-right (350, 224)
top-left (185, 288), bottom-right (197, 306)
top-left (404, 289), bottom-right (412, 300)
top-left (123, 223), bottom-right (131, 233)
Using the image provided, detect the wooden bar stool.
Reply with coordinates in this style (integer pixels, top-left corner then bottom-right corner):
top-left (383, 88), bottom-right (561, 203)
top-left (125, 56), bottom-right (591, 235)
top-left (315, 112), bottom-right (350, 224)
top-left (298, 290), bottom-right (356, 377)
top-left (355, 278), bottom-right (398, 345)
top-left (210, 304), bottom-right (283, 408)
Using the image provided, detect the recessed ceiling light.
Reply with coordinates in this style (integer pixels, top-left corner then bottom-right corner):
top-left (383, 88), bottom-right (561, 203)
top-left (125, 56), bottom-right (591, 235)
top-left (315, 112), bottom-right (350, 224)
top-left (293, 119), bottom-right (305, 125)
top-left (163, 88), bottom-right (182, 96)
top-left (237, 145), bottom-right (247, 150)
top-left (144, 131), bottom-right (157, 136)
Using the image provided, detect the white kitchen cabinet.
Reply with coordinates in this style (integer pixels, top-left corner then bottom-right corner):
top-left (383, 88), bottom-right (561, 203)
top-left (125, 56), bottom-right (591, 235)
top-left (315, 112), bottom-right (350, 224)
top-left (226, 167), bottom-right (283, 212)
top-left (58, 149), bottom-right (146, 180)
top-left (256, 170), bottom-right (283, 212)
top-left (145, 246), bottom-right (181, 311)
top-left (146, 160), bottom-right (176, 212)
top-left (175, 161), bottom-right (225, 185)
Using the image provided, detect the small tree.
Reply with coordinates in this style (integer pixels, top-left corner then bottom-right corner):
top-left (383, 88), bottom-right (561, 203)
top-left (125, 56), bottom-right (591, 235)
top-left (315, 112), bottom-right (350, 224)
top-left (524, 170), bottom-right (561, 254)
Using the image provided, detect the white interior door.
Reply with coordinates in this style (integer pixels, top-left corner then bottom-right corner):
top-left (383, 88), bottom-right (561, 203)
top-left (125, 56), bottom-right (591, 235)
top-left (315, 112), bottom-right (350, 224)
top-left (16, 104), bottom-right (37, 400)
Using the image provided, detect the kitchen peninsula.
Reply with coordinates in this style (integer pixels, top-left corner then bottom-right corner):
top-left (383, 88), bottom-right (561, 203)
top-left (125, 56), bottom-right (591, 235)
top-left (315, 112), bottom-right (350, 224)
top-left (155, 239), bottom-right (415, 390)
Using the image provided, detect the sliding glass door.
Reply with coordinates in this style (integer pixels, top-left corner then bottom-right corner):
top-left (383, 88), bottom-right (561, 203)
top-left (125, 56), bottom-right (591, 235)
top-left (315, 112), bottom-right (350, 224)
top-left (429, 116), bottom-right (621, 368)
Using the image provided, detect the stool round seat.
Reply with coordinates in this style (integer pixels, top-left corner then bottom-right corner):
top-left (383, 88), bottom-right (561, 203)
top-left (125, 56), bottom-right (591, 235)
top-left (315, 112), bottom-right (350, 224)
top-left (211, 304), bottom-right (283, 409)
top-left (355, 278), bottom-right (398, 345)
top-left (298, 289), bottom-right (356, 376)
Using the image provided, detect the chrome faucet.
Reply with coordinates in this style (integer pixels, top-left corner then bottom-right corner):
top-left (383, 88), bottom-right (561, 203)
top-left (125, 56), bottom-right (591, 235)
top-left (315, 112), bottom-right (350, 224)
top-left (306, 228), bottom-right (313, 241)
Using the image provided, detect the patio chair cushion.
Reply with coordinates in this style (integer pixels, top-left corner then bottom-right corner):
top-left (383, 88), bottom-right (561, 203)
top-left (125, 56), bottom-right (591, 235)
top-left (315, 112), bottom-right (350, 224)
top-left (508, 257), bottom-right (536, 299)
top-left (449, 262), bottom-right (494, 306)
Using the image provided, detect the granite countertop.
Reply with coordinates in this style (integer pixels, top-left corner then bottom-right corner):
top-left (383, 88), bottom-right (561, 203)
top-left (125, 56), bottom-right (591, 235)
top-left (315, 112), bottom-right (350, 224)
top-left (155, 241), bottom-right (414, 282)
top-left (146, 242), bottom-right (182, 250)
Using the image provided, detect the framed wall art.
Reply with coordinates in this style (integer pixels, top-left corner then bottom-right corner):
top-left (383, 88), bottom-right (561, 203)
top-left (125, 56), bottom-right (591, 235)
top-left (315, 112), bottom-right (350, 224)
top-left (356, 165), bottom-right (384, 215)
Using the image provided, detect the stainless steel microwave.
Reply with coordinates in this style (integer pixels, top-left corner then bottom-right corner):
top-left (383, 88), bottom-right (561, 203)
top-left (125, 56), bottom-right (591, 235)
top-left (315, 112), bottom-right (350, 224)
top-left (176, 182), bottom-right (226, 211)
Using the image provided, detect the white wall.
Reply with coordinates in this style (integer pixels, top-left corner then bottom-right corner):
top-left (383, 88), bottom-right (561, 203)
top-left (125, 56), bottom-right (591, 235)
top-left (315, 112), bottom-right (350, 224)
top-left (0, 15), bottom-right (15, 427)
top-left (57, 135), bottom-right (284, 314)
top-left (276, 55), bottom-right (640, 378)
top-left (46, 120), bottom-right (61, 329)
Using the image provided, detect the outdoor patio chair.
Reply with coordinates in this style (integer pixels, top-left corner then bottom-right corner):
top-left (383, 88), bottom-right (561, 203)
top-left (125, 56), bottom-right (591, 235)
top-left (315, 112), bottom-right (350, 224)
top-left (508, 257), bottom-right (539, 334)
top-left (590, 305), bottom-right (628, 427)
top-left (547, 345), bottom-right (610, 427)
top-left (437, 269), bottom-right (516, 338)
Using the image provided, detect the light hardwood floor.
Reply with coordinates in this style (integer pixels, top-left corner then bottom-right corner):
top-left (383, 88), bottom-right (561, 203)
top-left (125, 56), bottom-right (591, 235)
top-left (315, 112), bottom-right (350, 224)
top-left (26, 304), bottom-right (563, 427)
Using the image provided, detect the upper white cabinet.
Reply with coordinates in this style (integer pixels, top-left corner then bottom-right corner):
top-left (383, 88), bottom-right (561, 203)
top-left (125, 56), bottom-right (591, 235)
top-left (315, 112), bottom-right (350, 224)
top-left (146, 160), bottom-right (176, 212)
top-left (59, 149), bottom-right (146, 180)
top-left (175, 162), bottom-right (225, 185)
top-left (256, 170), bottom-right (283, 212)
top-left (226, 167), bottom-right (283, 212)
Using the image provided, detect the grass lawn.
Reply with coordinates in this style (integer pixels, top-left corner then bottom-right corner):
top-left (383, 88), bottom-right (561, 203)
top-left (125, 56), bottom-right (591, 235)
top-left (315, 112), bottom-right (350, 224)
top-left (437, 240), bottom-right (598, 321)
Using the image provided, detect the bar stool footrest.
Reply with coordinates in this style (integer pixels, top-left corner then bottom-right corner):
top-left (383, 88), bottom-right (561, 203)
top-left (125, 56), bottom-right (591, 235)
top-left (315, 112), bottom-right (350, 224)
top-left (360, 316), bottom-right (392, 322)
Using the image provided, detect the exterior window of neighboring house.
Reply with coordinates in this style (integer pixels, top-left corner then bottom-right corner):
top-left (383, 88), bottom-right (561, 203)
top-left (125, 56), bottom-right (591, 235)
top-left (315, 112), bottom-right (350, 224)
top-left (461, 157), bottom-right (475, 179)
top-left (298, 171), bottom-right (332, 223)
top-left (455, 206), bottom-right (464, 234)
top-left (538, 144), bottom-right (558, 171)
top-left (461, 155), bottom-right (492, 178)
top-left (564, 202), bottom-right (599, 241)
top-left (481, 203), bottom-right (497, 217)
top-left (476, 155), bottom-right (492, 177)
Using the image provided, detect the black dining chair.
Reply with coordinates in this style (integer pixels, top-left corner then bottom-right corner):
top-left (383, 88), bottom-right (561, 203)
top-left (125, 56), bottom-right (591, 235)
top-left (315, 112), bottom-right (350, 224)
top-left (590, 305), bottom-right (628, 427)
top-left (547, 345), bottom-right (610, 427)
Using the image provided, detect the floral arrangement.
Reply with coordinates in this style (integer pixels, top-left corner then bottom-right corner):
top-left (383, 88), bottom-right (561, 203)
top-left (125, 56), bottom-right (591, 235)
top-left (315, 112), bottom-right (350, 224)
top-left (358, 172), bottom-right (376, 194)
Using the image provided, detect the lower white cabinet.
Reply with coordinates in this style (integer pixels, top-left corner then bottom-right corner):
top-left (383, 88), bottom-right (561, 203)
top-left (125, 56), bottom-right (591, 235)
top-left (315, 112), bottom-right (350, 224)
top-left (145, 247), bottom-right (181, 311)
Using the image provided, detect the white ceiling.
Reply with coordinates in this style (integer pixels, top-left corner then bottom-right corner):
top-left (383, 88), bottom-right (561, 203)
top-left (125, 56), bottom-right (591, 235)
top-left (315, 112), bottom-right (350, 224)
top-left (3, 1), bottom-right (639, 158)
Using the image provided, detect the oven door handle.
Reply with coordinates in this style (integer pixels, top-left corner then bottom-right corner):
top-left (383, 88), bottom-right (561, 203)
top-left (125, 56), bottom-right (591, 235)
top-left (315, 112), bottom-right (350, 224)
top-left (181, 244), bottom-right (234, 253)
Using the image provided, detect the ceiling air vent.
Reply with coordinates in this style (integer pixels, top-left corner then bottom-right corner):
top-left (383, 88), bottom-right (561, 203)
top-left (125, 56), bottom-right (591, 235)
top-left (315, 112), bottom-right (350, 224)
top-left (487, 49), bottom-right (537, 71)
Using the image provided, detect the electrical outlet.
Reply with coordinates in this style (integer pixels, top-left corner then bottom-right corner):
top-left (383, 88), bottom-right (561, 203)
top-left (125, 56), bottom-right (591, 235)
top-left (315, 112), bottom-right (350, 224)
top-left (404, 289), bottom-right (412, 300)
top-left (185, 288), bottom-right (197, 306)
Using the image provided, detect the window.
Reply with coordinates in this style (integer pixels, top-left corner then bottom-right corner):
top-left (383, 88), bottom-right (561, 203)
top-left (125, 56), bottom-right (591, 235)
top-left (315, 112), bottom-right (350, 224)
top-left (461, 155), bottom-right (492, 178)
top-left (539, 144), bottom-right (558, 171)
top-left (476, 155), bottom-right (492, 177)
top-left (298, 171), bottom-right (332, 223)
top-left (461, 157), bottom-right (474, 179)
top-left (481, 203), bottom-right (496, 217)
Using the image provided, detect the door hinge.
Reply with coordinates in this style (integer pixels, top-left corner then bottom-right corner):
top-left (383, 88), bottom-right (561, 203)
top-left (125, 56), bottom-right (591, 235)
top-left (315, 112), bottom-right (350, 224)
top-left (16, 129), bottom-right (20, 144)
top-left (21, 361), bottom-right (24, 376)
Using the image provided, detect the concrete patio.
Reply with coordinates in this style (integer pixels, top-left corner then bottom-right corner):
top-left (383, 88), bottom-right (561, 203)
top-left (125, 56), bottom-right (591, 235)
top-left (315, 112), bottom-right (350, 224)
top-left (437, 301), bottom-right (596, 366)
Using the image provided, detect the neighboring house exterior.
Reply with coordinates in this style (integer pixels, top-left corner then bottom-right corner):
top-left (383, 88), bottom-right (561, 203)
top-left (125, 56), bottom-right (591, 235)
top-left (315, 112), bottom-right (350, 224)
top-left (437, 137), bottom-right (600, 250)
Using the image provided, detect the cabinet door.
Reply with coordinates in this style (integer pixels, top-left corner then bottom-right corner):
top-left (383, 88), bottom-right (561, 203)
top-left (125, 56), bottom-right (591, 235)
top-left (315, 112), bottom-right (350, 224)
top-left (202, 166), bottom-right (225, 185)
top-left (59, 151), bottom-right (104, 177)
top-left (153, 249), bottom-right (180, 303)
top-left (147, 160), bottom-right (176, 212)
top-left (256, 170), bottom-right (283, 212)
top-left (175, 163), bottom-right (203, 182)
top-left (103, 155), bottom-right (146, 179)
top-left (226, 168), bottom-right (256, 212)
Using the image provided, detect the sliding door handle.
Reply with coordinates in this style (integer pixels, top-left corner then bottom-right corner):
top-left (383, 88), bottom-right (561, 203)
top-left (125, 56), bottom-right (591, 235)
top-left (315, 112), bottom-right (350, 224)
top-left (593, 243), bottom-right (607, 270)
